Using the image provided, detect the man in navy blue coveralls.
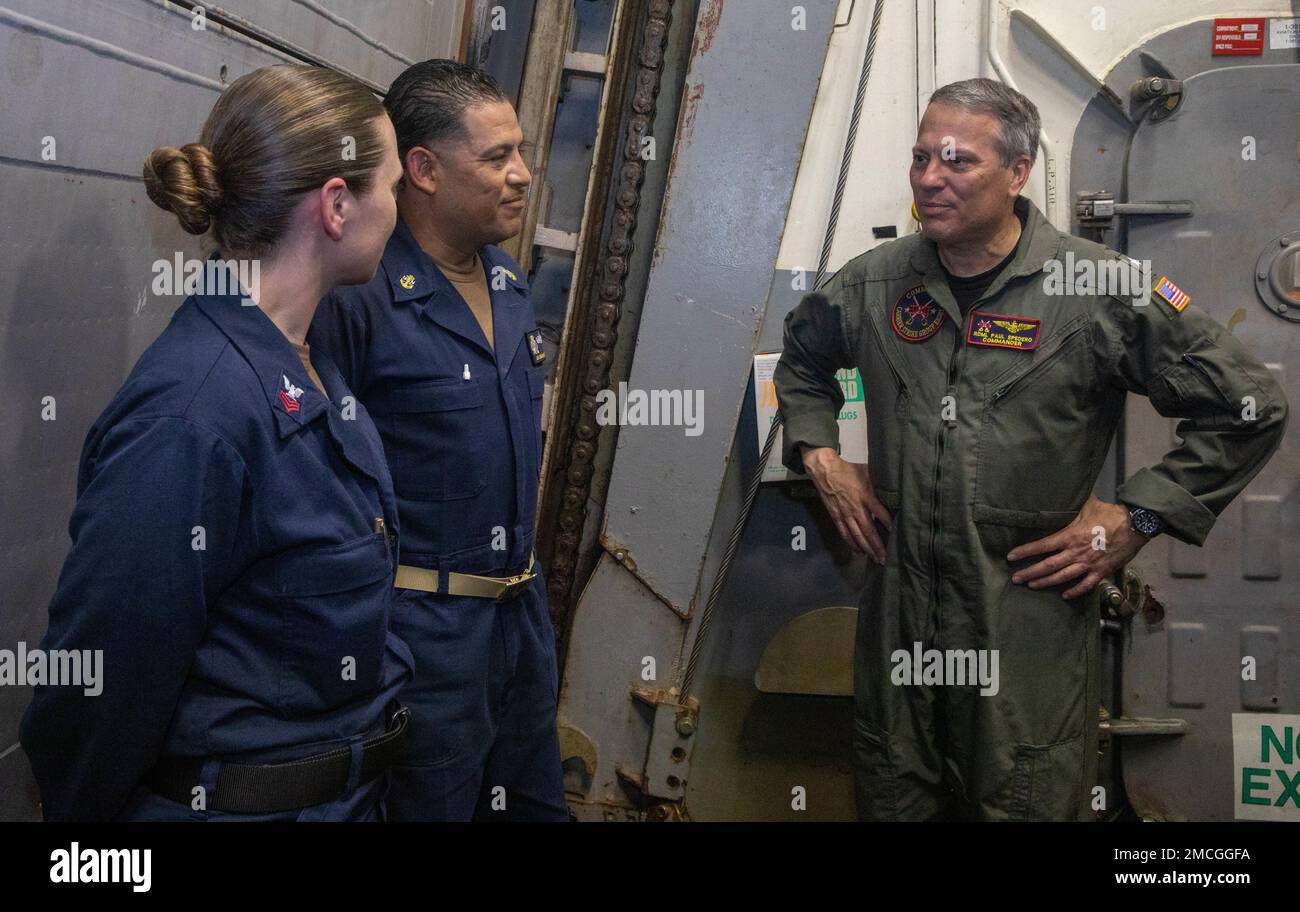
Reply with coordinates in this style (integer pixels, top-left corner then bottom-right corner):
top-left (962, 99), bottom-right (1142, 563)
top-left (311, 60), bottom-right (566, 821)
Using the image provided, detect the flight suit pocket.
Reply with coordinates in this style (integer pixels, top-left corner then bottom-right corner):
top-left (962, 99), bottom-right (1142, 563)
top-left (1009, 733), bottom-right (1085, 821)
top-left (1150, 350), bottom-right (1242, 426)
top-left (975, 322), bottom-right (1096, 514)
top-left (273, 533), bottom-right (393, 714)
top-left (386, 379), bottom-right (487, 501)
top-left (873, 487), bottom-right (901, 513)
top-left (852, 718), bottom-right (901, 820)
top-left (972, 508), bottom-right (1077, 562)
top-left (865, 407), bottom-right (906, 500)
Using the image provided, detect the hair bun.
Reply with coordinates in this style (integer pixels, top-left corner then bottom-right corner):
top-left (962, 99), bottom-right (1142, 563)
top-left (142, 143), bottom-right (224, 236)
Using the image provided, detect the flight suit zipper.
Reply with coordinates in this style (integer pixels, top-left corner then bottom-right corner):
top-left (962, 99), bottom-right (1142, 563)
top-left (928, 311), bottom-right (967, 643)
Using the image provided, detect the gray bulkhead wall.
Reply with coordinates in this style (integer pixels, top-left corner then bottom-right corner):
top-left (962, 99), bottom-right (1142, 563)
top-left (1071, 19), bottom-right (1300, 821)
top-left (0, 0), bottom-right (464, 820)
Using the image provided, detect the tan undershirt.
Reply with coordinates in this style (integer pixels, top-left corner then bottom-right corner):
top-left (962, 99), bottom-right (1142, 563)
top-left (434, 253), bottom-right (494, 350)
top-left (292, 340), bottom-right (328, 400)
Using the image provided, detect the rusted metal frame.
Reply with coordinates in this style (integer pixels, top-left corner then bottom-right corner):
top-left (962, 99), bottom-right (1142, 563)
top-left (502, 0), bottom-right (577, 271)
top-left (460, 0), bottom-right (490, 66)
top-left (537, 0), bottom-right (676, 646)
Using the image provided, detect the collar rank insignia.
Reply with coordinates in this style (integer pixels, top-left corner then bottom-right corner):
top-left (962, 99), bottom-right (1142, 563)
top-left (967, 311), bottom-right (1041, 350)
top-left (891, 285), bottom-right (946, 343)
top-left (1153, 275), bottom-right (1190, 313)
top-left (527, 328), bottom-right (546, 366)
top-left (399, 274), bottom-right (416, 290)
top-left (278, 374), bottom-right (305, 413)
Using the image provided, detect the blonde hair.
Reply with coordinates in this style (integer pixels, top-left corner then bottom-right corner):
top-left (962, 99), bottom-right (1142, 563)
top-left (143, 65), bottom-right (387, 256)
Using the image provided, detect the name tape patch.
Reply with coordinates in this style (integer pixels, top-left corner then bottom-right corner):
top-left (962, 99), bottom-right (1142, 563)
top-left (967, 311), bottom-right (1041, 350)
top-left (527, 328), bottom-right (546, 365)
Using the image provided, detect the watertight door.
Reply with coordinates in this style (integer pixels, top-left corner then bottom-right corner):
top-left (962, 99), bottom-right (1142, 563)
top-left (1121, 63), bottom-right (1300, 821)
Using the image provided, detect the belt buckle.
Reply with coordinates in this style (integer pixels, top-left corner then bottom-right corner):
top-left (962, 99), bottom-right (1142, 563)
top-left (497, 572), bottom-right (533, 602)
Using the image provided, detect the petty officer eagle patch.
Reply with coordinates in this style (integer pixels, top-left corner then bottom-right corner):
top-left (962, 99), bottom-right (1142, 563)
top-left (891, 285), bottom-right (945, 343)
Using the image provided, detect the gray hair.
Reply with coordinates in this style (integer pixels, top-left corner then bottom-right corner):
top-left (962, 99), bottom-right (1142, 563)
top-left (928, 78), bottom-right (1041, 167)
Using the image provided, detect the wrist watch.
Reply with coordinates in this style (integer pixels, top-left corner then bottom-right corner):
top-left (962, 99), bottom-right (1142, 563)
top-left (1124, 503), bottom-right (1164, 539)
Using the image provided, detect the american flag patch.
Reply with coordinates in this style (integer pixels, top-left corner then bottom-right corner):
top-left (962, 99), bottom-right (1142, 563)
top-left (1154, 276), bottom-right (1190, 312)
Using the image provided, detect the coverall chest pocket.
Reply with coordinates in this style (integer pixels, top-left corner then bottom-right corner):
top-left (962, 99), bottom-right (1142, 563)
top-left (386, 378), bottom-right (487, 501)
top-left (273, 532), bottom-right (392, 714)
top-left (974, 321), bottom-right (1095, 515)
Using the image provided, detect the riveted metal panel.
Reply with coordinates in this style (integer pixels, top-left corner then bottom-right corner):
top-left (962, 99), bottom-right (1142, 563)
top-left (1120, 56), bottom-right (1300, 821)
top-left (1167, 623), bottom-right (1209, 709)
top-left (1242, 494), bottom-right (1282, 581)
top-left (1240, 626), bottom-right (1280, 712)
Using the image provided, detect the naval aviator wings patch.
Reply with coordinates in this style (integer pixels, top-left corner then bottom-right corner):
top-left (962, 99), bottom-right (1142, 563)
top-left (967, 311), bottom-right (1041, 351)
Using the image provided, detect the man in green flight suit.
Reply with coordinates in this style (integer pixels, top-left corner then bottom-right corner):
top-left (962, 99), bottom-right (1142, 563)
top-left (774, 78), bottom-right (1288, 821)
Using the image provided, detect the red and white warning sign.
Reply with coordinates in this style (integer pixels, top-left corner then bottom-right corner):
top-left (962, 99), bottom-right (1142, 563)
top-left (1213, 18), bottom-right (1265, 56)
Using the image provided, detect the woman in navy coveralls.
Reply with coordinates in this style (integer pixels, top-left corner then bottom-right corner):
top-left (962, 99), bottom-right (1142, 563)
top-left (21, 65), bottom-right (415, 821)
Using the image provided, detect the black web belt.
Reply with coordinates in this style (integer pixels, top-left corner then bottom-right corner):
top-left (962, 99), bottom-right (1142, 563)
top-left (145, 705), bottom-right (409, 814)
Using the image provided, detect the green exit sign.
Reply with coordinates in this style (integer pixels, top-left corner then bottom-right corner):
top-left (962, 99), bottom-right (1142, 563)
top-left (1234, 714), bottom-right (1300, 820)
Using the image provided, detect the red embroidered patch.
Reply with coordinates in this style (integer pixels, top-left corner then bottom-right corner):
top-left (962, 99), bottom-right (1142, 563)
top-left (891, 285), bottom-right (945, 343)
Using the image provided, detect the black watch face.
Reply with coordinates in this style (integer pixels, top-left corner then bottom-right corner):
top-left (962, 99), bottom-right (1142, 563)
top-left (1131, 508), bottom-right (1162, 537)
